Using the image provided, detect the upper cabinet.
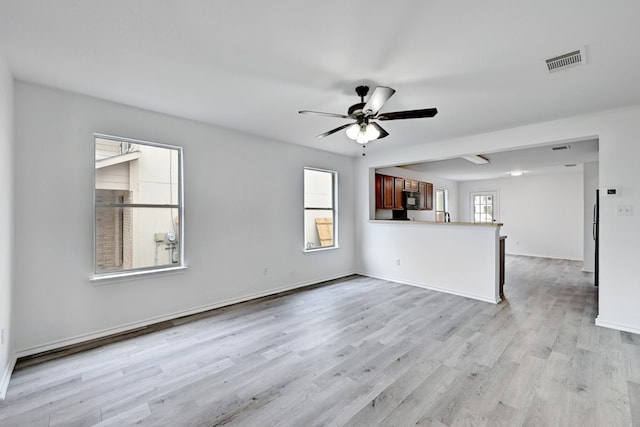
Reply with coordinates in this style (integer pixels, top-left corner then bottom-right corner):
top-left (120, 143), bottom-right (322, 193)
top-left (375, 174), bottom-right (383, 209)
top-left (418, 182), bottom-right (427, 210)
top-left (404, 179), bottom-right (419, 192)
top-left (426, 182), bottom-right (433, 210)
top-left (375, 173), bottom-right (433, 211)
top-left (394, 178), bottom-right (405, 209)
top-left (383, 175), bottom-right (395, 209)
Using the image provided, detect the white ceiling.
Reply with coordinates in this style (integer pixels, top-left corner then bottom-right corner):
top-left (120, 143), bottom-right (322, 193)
top-left (399, 139), bottom-right (599, 181)
top-left (1, 1), bottom-right (639, 157)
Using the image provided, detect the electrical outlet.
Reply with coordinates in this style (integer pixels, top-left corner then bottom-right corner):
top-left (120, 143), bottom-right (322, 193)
top-left (616, 205), bottom-right (633, 216)
top-left (395, 258), bottom-right (401, 266)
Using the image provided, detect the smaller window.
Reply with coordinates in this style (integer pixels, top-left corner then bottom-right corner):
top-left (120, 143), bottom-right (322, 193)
top-left (304, 168), bottom-right (337, 251)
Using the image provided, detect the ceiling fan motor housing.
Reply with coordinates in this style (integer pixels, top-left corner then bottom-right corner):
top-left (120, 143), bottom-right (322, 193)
top-left (348, 102), bottom-right (366, 116)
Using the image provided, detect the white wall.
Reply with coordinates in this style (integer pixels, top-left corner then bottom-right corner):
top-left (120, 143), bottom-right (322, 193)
top-left (12, 82), bottom-right (356, 355)
top-left (457, 172), bottom-right (584, 261)
top-left (374, 166), bottom-right (459, 221)
top-left (362, 222), bottom-right (501, 303)
top-left (0, 54), bottom-right (14, 399)
top-left (583, 161), bottom-right (599, 272)
top-left (356, 104), bottom-right (640, 335)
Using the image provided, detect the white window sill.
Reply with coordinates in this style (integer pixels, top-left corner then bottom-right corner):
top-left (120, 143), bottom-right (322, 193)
top-left (90, 265), bottom-right (188, 285)
top-left (304, 245), bottom-right (339, 253)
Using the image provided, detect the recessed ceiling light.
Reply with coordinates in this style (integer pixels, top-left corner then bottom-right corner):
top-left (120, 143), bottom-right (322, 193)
top-left (462, 155), bottom-right (489, 165)
top-left (508, 170), bottom-right (524, 176)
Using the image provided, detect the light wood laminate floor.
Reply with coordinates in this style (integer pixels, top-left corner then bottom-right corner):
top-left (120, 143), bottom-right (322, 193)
top-left (2, 256), bottom-right (639, 426)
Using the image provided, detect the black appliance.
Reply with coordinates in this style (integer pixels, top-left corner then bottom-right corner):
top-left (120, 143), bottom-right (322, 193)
top-left (403, 191), bottom-right (420, 210)
top-left (593, 189), bottom-right (599, 286)
top-left (392, 209), bottom-right (409, 220)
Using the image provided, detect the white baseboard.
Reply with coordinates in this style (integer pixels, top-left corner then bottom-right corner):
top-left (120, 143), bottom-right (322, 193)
top-left (595, 316), bottom-right (640, 335)
top-left (0, 354), bottom-right (17, 400)
top-left (15, 272), bottom-right (356, 359)
top-left (358, 272), bottom-right (500, 304)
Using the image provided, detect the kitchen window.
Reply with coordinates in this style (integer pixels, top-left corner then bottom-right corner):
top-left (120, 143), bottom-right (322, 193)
top-left (304, 168), bottom-right (337, 251)
top-left (94, 134), bottom-right (184, 278)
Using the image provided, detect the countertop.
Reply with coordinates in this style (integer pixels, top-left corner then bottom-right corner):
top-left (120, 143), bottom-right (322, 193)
top-left (369, 220), bottom-right (503, 227)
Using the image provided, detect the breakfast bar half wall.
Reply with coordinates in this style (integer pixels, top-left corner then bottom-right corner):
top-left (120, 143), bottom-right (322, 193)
top-left (359, 221), bottom-right (504, 304)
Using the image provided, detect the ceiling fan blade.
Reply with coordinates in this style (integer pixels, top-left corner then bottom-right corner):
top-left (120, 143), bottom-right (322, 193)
top-left (370, 122), bottom-right (389, 139)
top-left (315, 123), bottom-right (354, 138)
top-left (362, 86), bottom-right (396, 117)
top-left (377, 108), bottom-right (438, 120)
top-left (299, 110), bottom-right (351, 119)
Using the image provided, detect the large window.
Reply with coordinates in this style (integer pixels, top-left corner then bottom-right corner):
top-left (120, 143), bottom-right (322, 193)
top-left (304, 168), bottom-right (337, 251)
top-left (94, 134), bottom-right (183, 277)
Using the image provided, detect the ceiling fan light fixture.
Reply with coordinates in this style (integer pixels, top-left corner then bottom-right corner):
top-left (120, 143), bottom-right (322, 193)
top-left (345, 123), bottom-right (361, 140)
top-left (364, 123), bottom-right (380, 140)
top-left (356, 134), bottom-right (369, 144)
top-left (346, 123), bottom-right (380, 144)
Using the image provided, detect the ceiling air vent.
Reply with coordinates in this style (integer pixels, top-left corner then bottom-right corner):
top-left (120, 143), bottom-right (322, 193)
top-left (545, 48), bottom-right (585, 72)
top-left (552, 145), bottom-right (570, 151)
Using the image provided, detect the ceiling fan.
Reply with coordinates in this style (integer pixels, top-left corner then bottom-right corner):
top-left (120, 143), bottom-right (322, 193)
top-left (299, 85), bottom-right (438, 145)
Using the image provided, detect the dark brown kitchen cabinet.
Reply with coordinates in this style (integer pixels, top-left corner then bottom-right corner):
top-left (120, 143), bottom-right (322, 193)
top-left (375, 174), bottom-right (383, 209)
top-left (394, 178), bottom-right (404, 209)
top-left (383, 175), bottom-right (394, 209)
top-left (417, 181), bottom-right (433, 211)
top-left (375, 173), bottom-right (433, 211)
top-left (404, 179), bottom-right (419, 192)
top-left (418, 182), bottom-right (427, 210)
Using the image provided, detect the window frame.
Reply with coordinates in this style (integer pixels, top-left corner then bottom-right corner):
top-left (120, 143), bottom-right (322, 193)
top-left (92, 133), bottom-right (185, 281)
top-left (303, 167), bottom-right (338, 252)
